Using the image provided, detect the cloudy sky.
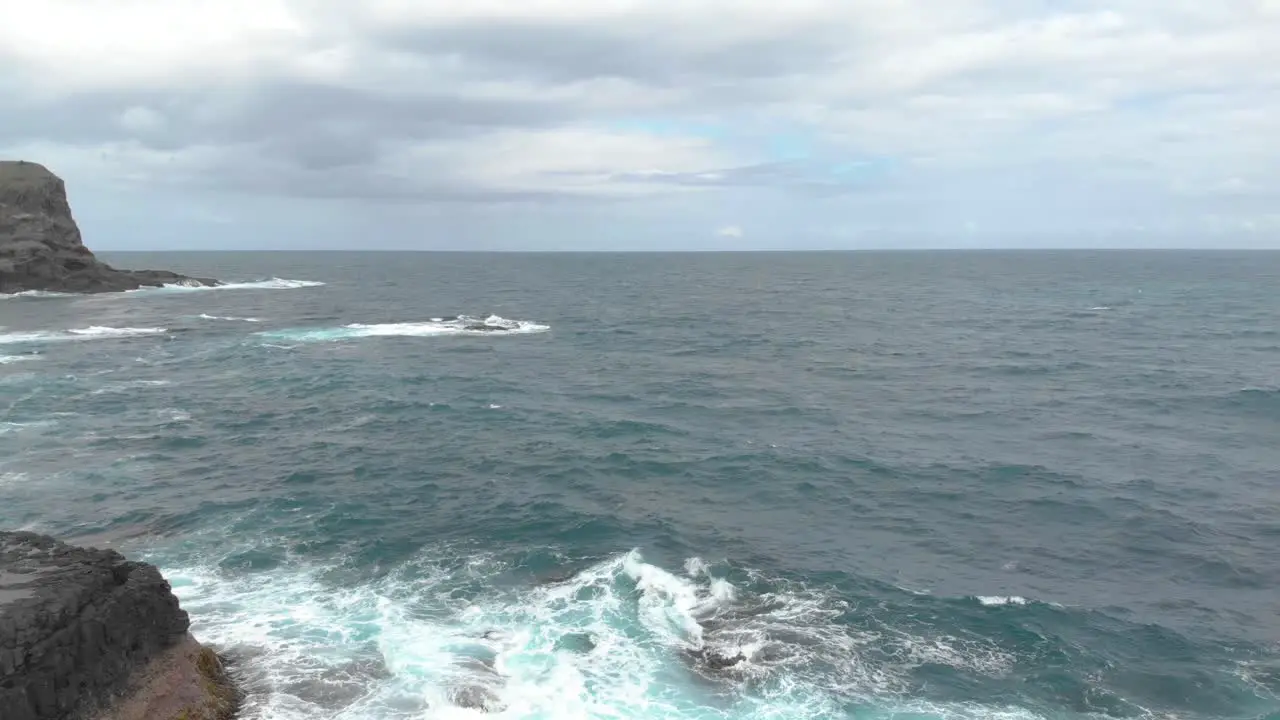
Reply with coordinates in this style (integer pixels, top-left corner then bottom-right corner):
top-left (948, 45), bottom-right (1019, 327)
top-left (2, 1), bottom-right (1277, 250)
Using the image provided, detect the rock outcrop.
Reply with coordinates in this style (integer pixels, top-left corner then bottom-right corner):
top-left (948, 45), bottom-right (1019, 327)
top-left (0, 531), bottom-right (240, 720)
top-left (0, 161), bottom-right (218, 294)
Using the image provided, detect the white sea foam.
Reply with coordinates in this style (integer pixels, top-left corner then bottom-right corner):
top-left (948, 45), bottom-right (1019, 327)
top-left (0, 327), bottom-right (167, 345)
top-left (152, 548), bottom-right (1042, 720)
top-left (90, 379), bottom-right (172, 395)
top-left (197, 313), bottom-right (263, 322)
top-left (149, 278), bottom-right (325, 293)
top-left (0, 354), bottom-right (38, 364)
top-left (0, 290), bottom-right (75, 299)
top-left (976, 596), bottom-right (1030, 607)
top-left (0, 420), bottom-right (58, 436)
top-left (70, 326), bottom-right (167, 337)
top-left (257, 315), bottom-right (549, 344)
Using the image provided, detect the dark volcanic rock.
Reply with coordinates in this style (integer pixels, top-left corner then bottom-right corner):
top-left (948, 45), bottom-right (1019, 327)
top-left (0, 161), bottom-right (218, 294)
top-left (0, 531), bottom-right (237, 720)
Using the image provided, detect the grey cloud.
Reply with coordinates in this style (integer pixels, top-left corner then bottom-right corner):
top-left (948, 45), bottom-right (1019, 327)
top-left (378, 18), bottom-right (847, 88)
top-left (0, 76), bottom-right (589, 199)
top-left (0, 80), bottom-right (568, 149)
top-left (599, 159), bottom-right (886, 196)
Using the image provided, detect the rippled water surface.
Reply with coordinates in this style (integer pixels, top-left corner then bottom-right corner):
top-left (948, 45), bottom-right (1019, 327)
top-left (3, 251), bottom-right (1279, 719)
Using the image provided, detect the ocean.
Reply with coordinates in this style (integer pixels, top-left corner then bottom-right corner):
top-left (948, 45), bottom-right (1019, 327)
top-left (2, 250), bottom-right (1278, 720)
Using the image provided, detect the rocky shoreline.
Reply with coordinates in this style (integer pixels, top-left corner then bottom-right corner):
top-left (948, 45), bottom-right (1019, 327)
top-left (0, 532), bottom-right (240, 720)
top-left (0, 161), bottom-right (218, 294)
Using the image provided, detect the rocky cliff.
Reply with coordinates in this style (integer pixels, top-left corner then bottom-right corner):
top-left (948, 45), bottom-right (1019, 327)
top-left (0, 161), bottom-right (218, 293)
top-left (0, 531), bottom-right (240, 720)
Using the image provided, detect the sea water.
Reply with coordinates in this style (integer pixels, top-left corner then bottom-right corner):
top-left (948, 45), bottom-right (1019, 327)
top-left (2, 251), bottom-right (1278, 719)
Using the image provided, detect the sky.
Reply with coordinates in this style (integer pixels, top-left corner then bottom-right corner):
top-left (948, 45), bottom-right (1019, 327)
top-left (1, 0), bottom-right (1278, 251)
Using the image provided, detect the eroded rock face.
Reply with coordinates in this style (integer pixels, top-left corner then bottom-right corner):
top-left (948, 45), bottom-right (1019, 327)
top-left (0, 531), bottom-right (239, 720)
top-left (0, 161), bottom-right (218, 294)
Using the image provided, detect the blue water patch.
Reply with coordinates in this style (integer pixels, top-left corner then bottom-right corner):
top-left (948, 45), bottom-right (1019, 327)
top-left (3, 250), bottom-right (1280, 719)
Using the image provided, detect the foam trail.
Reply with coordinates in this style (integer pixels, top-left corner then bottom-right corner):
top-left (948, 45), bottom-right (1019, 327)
top-left (197, 314), bottom-right (263, 322)
top-left (147, 278), bottom-right (325, 293)
top-left (976, 596), bottom-right (1029, 607)
top-left (257, 315), bottom-right (549, 344)
top-left (0, 327), bottom-right (167, 345)
top-left (68, 326), bottom-right (167, 338)
top-left (151, 547), bottom-right (1047, 720)
top-left (0, 355), bottom-right (38, 364)
top-left (91, 380), bottom-right (173, 395)
top-left (0, 290), bottom-right (74, 299)
top-left (0, 420), bottom-right (58, 436)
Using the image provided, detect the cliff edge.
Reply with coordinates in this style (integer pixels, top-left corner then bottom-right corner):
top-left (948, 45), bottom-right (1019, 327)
top-left (0, 531), bottom-right (240, 720)
top-left (0, 161), bottom-right (218, 293)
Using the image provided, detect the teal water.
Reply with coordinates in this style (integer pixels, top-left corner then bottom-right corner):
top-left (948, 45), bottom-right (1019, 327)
top-left (2, 251), bottom-right (1279, 719)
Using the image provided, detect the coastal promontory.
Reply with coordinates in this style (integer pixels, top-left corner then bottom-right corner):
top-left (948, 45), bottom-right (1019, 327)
top-left (0, 161), bottom-right (217, 293)
top-left (0, 531), bottom-right (240, 720)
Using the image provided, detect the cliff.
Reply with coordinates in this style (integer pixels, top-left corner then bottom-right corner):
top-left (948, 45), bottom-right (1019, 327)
top-left (0, 161), bottom-right (218, 293)
top-left (0, 531), bottom-right (240, 720)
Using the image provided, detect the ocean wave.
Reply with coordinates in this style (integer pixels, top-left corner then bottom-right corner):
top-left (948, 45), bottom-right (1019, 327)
top-left (256, 315), bottom-right (549, 344)
top-left (0, 354), bottom-right (39, 364)
top-left (0, 327), bottom-right (167, 345)
top-left (156, 547), bottom-right (1046, 720)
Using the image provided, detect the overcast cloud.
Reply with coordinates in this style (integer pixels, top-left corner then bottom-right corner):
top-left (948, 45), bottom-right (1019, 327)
top-left (2, 0), bottom-right (1277, 249)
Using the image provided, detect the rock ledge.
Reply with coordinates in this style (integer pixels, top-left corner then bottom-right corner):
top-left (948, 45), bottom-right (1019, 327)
top-left (0, 160), bottom-right (218, 294)
top-left (0, 531), bottom-right (240, 720)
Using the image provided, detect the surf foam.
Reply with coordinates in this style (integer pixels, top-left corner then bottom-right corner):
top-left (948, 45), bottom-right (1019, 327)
top-left (0, 327), bottom-right (167, 345)
top-left (976, 596), bottom-right (1030, 607)
top-left (256, 315), bottom-right (549, 344)
top-left (91, 379), bottom-right (173, 395)
top-left (152, 547), bottom-right (1044, 720)
top-left (197, 314), bottom-right (263, 323)
top-left (0, 420), bottom-right (58, 436)
top-left (0, 290), bottom-right (74, 299)
top-left (147, 278), bottom-right (325, 293)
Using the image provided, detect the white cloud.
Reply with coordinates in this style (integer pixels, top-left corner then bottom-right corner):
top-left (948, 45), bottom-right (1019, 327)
top-left (716, 225), bottom-right (744, 238)
top-left (0, 1), bottom-right (310, 94)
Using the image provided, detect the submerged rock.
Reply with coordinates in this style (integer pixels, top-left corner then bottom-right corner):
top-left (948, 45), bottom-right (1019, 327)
top-left (0, 531), bottom-right (241, 720)
top-left (449, 683), bottom-right (505, 713)
top-left (449, 656), bottom-right (506, 713)
top-left (685, 646), bottom-right (750, 672)
top-left (0, 161), bottom-right (218, 294)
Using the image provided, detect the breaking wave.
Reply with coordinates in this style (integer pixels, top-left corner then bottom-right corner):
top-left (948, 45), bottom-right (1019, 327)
top-left (255, 315), bottom-right (549, 344)
top-left (155, 548), bottom-right (1045, 720)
